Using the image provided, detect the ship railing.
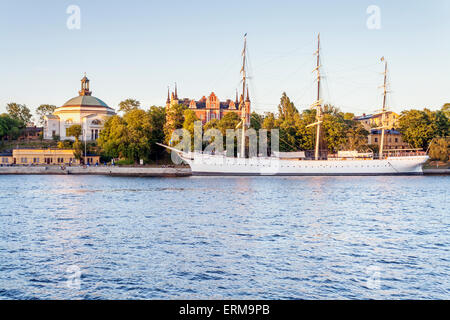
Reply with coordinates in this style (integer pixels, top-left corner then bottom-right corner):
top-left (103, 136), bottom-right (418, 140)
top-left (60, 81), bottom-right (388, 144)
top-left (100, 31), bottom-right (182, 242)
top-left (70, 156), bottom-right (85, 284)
top-left (381, 149), bottom-right (426, 159)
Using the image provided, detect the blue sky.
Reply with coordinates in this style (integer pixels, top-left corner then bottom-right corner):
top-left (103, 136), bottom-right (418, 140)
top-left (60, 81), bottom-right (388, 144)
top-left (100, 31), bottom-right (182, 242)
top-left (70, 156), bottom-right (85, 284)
top-left (0, 0), bottom-right (449, 121)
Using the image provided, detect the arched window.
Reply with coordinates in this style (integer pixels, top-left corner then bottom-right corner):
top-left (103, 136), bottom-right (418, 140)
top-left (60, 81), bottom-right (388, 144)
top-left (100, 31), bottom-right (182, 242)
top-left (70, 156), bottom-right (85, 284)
top-left (91, 119), bottom-right (101, 125)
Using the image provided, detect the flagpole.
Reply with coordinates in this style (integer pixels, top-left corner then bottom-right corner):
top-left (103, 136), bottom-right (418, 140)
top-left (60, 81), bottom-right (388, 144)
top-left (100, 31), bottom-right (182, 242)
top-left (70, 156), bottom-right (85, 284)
top-left (84, 118), bottom-right (87, 164)
top-left (240, 33), bottom-right (247, 158)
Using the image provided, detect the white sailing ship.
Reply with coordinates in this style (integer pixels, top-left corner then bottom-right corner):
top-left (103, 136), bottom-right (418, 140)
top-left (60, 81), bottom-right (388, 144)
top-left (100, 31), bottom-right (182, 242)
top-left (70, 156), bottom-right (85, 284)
top-left (160, 34), bottom-right (428, 176)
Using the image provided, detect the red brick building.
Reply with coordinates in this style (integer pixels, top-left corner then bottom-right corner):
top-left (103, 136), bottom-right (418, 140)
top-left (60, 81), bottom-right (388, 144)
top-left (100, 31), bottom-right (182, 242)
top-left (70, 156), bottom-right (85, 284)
top-left (165, 84), bottom-right (250, 125)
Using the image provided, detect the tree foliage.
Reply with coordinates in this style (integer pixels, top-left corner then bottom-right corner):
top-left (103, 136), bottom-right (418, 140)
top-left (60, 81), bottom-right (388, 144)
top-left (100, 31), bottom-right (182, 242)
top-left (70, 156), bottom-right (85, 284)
top-left (0, 113), bottom-right (22, 140)
top-left (398, 108), bottom-right (450, 150)
top-left (66, 124), bottom-right (82, 142)
top-left (217, 112), bottom-right (241, 135)
top-left (250, 112), bottom-right (263, 131)
top-left (442, 103), bottom-right (450, 119)
top-left (163, 104), bottom-right (185, 144)
top-left (429, 138), bottom-right (449, 162)
top-left (182, 109), bottom-right (199, 136)
top-left (73, 140), bottom-right (83, 160)
top-left (260, 94), bottom-right (359, 153)
top-left (6, 103), bottom-right (32, 126)
top-left (118, 99), bottom-right (141, 113)
top-left (36, 104), bottom-right (56, 126)
top-left (98, 107), bottom-right (166, 163)
top-left (344, 122), bottom-right (370, 152)
top-left (278, 92), bottom-right (298, 121)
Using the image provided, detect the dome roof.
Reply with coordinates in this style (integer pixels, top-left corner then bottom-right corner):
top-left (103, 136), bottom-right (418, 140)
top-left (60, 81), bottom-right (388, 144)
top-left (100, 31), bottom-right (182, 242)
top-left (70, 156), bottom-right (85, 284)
top-left (54, 75), bottom-right (116, 115)
top-left (62, 95), bottom-right (110, 108)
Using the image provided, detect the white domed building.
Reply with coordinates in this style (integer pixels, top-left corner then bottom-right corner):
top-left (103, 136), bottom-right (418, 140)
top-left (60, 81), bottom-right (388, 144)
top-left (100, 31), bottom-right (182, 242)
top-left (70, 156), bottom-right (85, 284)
top-left (44, 75), bottom-right (116, 141)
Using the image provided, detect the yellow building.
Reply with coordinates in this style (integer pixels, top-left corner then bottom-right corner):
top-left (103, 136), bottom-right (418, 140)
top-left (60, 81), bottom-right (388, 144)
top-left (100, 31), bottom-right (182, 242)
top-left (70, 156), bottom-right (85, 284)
top-left (355, 111), bottom-right (400, 130)
top-left (0, 149), bottom-right (100, 165)
top-left (368, 129), bottom-right (410, 150)
top-left (0, 152), bottom-right (13, 165)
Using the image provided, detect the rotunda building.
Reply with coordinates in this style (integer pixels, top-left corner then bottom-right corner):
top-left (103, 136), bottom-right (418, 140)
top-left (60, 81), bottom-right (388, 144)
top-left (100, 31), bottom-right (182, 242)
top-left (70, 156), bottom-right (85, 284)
top-left (44, 75), bottom-right (116, 141)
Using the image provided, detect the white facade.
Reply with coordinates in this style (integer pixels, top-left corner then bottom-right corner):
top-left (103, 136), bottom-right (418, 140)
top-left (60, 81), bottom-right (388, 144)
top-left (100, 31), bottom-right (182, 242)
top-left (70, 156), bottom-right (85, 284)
top-left (44, 76), bottom-right (116, 141)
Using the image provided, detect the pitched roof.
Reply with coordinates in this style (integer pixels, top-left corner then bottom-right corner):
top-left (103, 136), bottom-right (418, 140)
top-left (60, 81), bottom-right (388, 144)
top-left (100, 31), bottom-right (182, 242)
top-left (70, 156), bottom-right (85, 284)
top-left (370, 129), bottom-right (401, 135)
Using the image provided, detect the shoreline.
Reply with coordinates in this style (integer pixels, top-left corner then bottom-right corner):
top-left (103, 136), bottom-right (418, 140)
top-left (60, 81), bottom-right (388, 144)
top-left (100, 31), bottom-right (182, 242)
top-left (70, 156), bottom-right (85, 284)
top-left (422, 168), bottom-right (450, 175)
top-left (0, 166), bottom-right (191, 177)
top-left (0, 166), bottom-right (448, 176)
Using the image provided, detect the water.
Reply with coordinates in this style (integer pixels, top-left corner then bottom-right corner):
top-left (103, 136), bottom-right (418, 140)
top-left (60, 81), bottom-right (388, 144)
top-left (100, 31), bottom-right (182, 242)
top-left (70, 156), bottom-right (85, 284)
top-left (0, 175), bottom-right (448, 299)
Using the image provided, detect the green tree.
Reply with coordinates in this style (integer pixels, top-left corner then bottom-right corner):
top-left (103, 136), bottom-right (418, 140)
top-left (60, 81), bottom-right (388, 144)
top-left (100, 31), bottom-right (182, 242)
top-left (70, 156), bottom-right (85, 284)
top-left (164, 104), bottom-right (185, 144)
top-left (73, 140), bottom-right (83, 160)
top-left (344, 122), bottom-right (369, 151)
top-left (321, 113), bottom-right (347, 153)
top-left (118, 99), bottom-right (141, 113)
top-left (66, 124), bottom-right (82, 142)
top-left (431, 109), bottom-right (450, 138)
top-left (204, 118), bottom-right (219, 131)
top-left (98, 107), bottom-right (167, 164)
top-left (274, 93), bottom-right (303, 151)
top-left (98, 115), bottom-right (128, 159)
top-left (217, 112), bottom-right (240, 135)
top-left (277, 92), bottom-right (298, 121)
top-left (0, 114), bottom-right (22, 140)
top-left (262, 112), bottom-right (276, 130)
top-left (123, 109), bottom-right (153, 163)
top-left (429, 138), bottom-right (449, 162)
top-left (6, 103), bottom-right (32, 125)
top-left (442, 103), bottom-right (450, 119)
top-left (182, 109), bottom-right (199, 136)
top-left (265, 96), bottom-right (351, 153)
top-left (343, 112), bottom-right (355, 121)
top-left (147, 106), bottom-right (166, 159)
top-left (399, 109), bottom-right (450, 150)
top-left (250, 112), bottom-right (263, 131)
top-left (36, 104), bottom-right (56, 126)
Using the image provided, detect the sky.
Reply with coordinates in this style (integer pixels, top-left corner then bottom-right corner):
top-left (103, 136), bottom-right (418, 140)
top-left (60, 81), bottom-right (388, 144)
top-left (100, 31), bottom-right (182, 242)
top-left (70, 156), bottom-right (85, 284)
top-left (0, 0), bottom-right (449, 121)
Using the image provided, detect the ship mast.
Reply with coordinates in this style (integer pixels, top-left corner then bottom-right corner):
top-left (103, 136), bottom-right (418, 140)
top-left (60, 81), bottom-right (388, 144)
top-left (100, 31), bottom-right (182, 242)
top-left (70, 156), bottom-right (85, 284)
top-left (239, 33), bottom-right (248, 158)
top-left (306, 33), bottom-right (323, 160)
top-left (379, 57), bottom-right (388, 159)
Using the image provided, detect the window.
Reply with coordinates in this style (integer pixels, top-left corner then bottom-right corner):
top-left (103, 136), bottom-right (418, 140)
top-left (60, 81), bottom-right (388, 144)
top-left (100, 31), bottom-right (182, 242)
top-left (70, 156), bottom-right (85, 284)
top-left (374, 138), bottom-right (378, 143)
top-left (2, 158), bottom-right (8, 163)
top-left (395, 138), bottom-right (398, 143)
top-left (21, 158), bottom-right (28, 163)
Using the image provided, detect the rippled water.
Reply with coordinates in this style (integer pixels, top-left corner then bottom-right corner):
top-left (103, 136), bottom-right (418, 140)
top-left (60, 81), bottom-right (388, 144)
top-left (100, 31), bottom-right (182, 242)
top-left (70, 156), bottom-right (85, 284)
top-left (0, 175), bottom-right (448, 299)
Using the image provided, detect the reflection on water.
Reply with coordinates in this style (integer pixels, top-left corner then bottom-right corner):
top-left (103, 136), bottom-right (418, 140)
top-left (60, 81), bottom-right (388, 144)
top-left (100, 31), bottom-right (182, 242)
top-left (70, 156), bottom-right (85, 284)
top-left (0, 175), bottom-right (448, 299)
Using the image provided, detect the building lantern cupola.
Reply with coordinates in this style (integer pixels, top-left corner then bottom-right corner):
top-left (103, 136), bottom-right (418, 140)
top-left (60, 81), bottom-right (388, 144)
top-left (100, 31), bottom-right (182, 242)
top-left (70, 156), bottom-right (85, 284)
top-left (79, 73), bottom-right (92, 96)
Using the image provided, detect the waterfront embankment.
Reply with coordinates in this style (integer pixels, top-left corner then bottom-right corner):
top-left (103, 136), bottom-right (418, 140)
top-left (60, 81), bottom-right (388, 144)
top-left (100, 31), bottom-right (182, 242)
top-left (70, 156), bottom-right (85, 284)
top-left (423, 168), bottom-right (450, 175)
top-left (0, 166), bottom-right (448, 176)
top-left (0, 166), bottom-right (191, 177)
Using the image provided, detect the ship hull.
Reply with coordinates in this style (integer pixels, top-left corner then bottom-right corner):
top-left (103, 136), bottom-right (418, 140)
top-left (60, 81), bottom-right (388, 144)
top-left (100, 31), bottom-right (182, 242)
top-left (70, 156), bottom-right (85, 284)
top-left (181, 154), bottom-right (429, 176)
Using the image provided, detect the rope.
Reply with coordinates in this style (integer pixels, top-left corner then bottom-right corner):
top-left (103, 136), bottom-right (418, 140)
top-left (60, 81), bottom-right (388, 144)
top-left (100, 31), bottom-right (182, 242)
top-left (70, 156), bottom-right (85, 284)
top-left (387, 161), bottom-right (400, 173)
